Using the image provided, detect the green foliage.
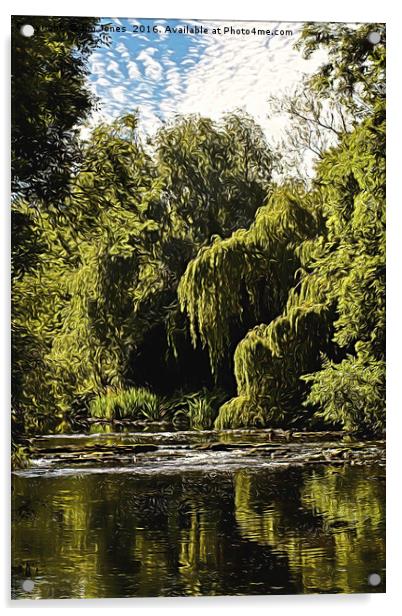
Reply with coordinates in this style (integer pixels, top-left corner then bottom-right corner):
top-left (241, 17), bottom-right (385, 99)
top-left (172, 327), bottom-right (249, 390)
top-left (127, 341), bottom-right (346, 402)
top-left (206, 25), bottom-right (385, 434)
top-left (178, 187), bottom-right (322, 373)
top-left (89, 387), bottom-right (162, 421)
top-left (303, 356), bottom-right (385, 433)
top-left (87, 386), bottom-right (225, 430)
top-left (168, 388), bottom-right (226, 430)
top-left (12, 16), bottom-right (104, 201)
top-left (155, 112), bottom-right (275, 241)
top-left (296, 22), bottom-right (385, 117)
top-left (13, 110), bottom-right (275, 429)
top-left (13, 115), bottom-right (161, 418)
top-left (11, 16), bottom-right (104, 438)
top-left (214, 396), bottom-right (267, 430)
top-left (11, 21), bottom-right (385, 438)
top-left (212, 105), bottom-right (385, 434)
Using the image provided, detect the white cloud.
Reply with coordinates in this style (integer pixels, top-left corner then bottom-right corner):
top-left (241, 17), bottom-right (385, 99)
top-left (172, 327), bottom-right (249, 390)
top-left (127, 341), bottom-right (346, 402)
top-left (127, 61), bottom-right (141, 80)
top-left (110, 86), bottom-right (127, 103)
top-left (116, 42), bottom-right (130, 59)
top-left (172, 21), bottom-right (327, 143)
top-left (137, 49), bottom-right (163, 81)
top-left (96, 77), bottom-right (110, 87)
top-left (91, 52), bottom-right (106, 76)
top-left (107, 59), bottom-right (124, 79)
top-left (143, 47), bottom-right (158, 56)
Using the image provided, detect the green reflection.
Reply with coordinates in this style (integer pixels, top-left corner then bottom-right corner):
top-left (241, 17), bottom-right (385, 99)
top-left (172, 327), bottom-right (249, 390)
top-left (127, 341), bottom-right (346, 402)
top-left (12, 449), bottom-right (385, 598)
top-left (234, 465), bottom-right (385, 593)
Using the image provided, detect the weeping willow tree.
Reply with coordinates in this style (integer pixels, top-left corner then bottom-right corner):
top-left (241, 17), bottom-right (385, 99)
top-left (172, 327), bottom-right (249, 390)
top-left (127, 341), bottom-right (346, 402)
top-left (178, 185), bottom-right (327, 428)
top-left (217, 106), bottom-right (385, 432)
top-left (178, 188), bottom-right (323, 376)
top-left (12, 19), bottom-right (385, 436)
top-left (179, 23), bottom-right (385, 434)
top-left (12, 110), bottom-right (276, 431)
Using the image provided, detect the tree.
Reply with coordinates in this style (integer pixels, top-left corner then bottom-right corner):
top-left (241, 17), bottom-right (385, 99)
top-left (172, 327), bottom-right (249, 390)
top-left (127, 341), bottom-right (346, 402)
top-left (12, 16), bottom-right (104, 436)
top-left (12, 111), bottom-right (277, 429)
top-left (11, 15), bottom-right (104, 201)
top-left (155, 111), bottom-right (275, 241)
top-left (179, 23), bottom-right (385, 434)
top-left (296, 22), bottom-right (385, 117)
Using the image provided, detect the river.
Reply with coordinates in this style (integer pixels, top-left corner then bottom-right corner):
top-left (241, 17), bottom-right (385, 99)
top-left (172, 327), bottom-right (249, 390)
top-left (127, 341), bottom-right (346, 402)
top-left (11, 428), bottom-right (386, 599)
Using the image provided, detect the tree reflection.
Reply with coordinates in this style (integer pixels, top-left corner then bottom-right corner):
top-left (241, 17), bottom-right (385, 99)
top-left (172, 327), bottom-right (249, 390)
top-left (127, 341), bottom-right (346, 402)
top-left (12, 464), bottom-right (384, 598)
top-left (234, 466), bottom-right (385, 593)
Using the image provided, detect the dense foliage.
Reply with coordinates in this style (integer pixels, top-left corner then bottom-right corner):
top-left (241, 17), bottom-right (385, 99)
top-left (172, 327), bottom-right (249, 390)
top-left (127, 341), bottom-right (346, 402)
top-left (11, 16), bottom-right (105, 201)
top-left (214, 103), bottom-right (385, 432)
top-left (12, 20), bottom-right (385, 441)
top-left (12, 108), bottom-right (276, 433)
top-left (184, 24), bottom-right (386, 433)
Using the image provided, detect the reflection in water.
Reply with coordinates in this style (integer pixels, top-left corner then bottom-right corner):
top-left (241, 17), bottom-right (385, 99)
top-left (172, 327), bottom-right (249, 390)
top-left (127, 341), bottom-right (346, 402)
top-left (235, 466), bottom-right (385, 594)
top-left (12, 445), bottom-right (385, 598)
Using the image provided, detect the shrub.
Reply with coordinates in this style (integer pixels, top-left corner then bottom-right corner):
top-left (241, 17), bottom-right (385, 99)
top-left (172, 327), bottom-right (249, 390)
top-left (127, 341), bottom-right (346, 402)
top-left (11, 441), bottom-right (30, 469)
top-left (168, 388), bottom-right (226, 430)
top-left (302, 355), bottom-right (385, 435)
top-left (88, 387), bottom-right (162, 421)
top-left (214, 395), bottom-right (268, 430)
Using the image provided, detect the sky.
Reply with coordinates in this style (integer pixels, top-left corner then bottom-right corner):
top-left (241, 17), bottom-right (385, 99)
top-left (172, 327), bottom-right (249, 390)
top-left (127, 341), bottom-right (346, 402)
top-left (85, 17), bottom-right (328, 146)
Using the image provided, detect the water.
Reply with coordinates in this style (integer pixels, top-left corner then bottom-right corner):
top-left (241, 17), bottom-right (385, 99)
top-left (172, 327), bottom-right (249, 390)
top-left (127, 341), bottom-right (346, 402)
top-left (11, 429), bottom-right (386, 599)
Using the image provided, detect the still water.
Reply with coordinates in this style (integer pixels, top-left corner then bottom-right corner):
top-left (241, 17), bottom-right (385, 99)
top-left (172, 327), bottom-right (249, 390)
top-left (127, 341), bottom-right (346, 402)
top-left (12, 429), bottom-right (385, 599)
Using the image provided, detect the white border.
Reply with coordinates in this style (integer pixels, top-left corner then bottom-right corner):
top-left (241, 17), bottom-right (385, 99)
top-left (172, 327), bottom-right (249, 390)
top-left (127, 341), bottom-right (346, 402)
top-left (2, 1), bottom-right (401, 613)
